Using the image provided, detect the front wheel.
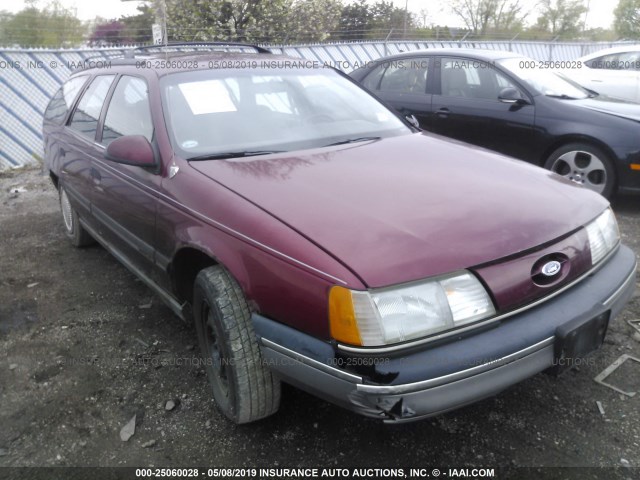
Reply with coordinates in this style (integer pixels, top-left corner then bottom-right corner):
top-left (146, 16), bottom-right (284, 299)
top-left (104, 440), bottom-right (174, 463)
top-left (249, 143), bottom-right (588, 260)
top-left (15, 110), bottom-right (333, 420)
top-left (193, 265), bottom-right (280, 424)
top-left (544, 143), bottom-right (616, 198)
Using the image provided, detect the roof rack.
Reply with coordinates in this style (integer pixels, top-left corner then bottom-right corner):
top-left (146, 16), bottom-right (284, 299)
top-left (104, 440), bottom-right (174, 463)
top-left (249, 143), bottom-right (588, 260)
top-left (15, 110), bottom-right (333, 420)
top-left (123, 42), bottom-right (272, 58)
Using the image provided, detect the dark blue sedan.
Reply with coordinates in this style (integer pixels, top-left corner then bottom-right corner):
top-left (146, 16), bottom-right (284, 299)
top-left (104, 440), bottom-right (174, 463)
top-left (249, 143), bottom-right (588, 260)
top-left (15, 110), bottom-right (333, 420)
top-left (350, 49), bottom-right (640, 198)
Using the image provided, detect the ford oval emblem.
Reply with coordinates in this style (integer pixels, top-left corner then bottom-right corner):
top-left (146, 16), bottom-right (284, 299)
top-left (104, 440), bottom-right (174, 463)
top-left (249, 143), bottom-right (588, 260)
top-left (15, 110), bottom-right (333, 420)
top-left (541, 260), bottom-right (561, 277)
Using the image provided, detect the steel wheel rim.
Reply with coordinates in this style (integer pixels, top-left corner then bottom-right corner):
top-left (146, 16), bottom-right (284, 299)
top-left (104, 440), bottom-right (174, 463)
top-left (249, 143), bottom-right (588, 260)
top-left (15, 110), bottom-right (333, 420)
top-left (549, 150), bottom-right (607, 194)
top-left (202, 305), bottom-right (229, 398)
top-left (60, 189), bottom-right (74, 232)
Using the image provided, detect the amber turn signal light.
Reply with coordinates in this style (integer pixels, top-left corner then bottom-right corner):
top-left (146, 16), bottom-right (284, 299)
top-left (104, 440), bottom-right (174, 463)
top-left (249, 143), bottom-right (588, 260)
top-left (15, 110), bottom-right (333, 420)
top-left (328, 286), bottom-right (362, 346)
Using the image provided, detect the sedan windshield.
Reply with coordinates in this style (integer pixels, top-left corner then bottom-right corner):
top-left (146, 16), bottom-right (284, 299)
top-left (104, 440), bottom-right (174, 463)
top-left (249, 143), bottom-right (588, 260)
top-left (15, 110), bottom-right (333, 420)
top-left (161, 67), bottom-right (410, 159)
top-left (499, 58), bottom-right (589, 99)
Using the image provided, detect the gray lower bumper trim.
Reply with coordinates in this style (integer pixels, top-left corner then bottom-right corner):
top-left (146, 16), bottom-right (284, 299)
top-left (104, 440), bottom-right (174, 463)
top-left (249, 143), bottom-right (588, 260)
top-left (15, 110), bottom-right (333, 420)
top-left (378, 343), bottom-right (555, 423)
top-left (260, 337), bottom-right (362, 383)
top-left (260, 335), bottom-right (556, 422)
top-left (604, 265), bottom-right (636, 307)
top-left (356, 336), bottom-right (554, 395)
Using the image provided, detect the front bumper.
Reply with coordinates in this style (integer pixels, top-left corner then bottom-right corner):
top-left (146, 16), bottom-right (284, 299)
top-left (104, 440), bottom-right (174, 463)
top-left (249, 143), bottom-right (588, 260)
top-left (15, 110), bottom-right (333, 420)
top-left (253, 245), bottom-right (637, 423)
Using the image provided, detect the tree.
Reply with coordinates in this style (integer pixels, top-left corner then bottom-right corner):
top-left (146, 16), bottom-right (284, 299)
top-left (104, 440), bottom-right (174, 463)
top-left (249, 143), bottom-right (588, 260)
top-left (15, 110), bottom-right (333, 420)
top-left (249, 0), bottom-right (291, 42)
top-left (583, 27), bottom-right (616, 41)
top-left (337, 0), bottom-right (416, 40)
top-left (370, 0), bottom-right (411, 37)
top-left (121, 4), bottom-right (154, 44)
top-left (285, 0), bottom-right (342, 42)
top-left (535, 0), bottom-right (587, 37)
top-left (223, 0), bottom-right (263, 40)
top-left (614, 0), bottom-right (640, 39)
top-left (164, 0), bottom-right (225, 41)
top-left (338, 0), bottom-right (372, 40)
top-left (90, 20), bottom-right (129, 45)
top-left (0, 11), bottom-right (13, 45)
top-left (89, 3), bottom-right (154, 45)
top-left (450, 0), bottom-right (526, 36)
top-left (164, 0), bottom-right (341, 43)
top-left (492, 0), bottom-right (525, 32)
top-left (418, 8), bottom-right (430, 29)
top-left (164, 0), bottom-right (274, 41)
top-left (0, 0), bottom-right (85, 47)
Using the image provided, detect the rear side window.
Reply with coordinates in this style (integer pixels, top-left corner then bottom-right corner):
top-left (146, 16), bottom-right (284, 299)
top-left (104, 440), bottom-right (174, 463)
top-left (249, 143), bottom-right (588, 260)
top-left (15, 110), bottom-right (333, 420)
top-left (101, 76), bottom-right (154, 146)
top-left (44, 76), bottom-right (88, 124)
top-left (363, 59), bottom-right (430, 94)
top-left (69, 75), bottom-right (115, 139)
top-left (586, 52), bottom-right (640, 70)
top-left (379, 58), bottom-right (429, 94)
top-left (361, 63), bottom-right (387, 91)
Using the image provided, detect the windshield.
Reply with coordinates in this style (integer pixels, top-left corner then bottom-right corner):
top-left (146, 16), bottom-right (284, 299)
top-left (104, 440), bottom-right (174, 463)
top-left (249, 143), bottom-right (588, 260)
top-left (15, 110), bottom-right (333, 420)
top-left (499, 58), bottom-right (589, 99)
top-left (160, 68), bottom-right (410, 159)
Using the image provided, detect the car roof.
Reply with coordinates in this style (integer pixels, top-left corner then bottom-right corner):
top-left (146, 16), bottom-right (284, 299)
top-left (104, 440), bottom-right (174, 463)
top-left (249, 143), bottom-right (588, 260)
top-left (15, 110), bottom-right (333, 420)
top-left (371, 48), bottom-right (526, 62)
top-left (578, 45), bottom-right (640, 61)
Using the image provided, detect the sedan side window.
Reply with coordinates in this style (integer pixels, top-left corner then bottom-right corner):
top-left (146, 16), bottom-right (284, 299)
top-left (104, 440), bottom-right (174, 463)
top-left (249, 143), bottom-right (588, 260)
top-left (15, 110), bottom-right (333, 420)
top-left (586, 53), bottom-right (619, 69)
top-left (618, 52), bottom-right (640, 70)
top-left (102, 76), bottom-right (154, 146)
top-left (361, 63), bottom-right (387, 91)
top-left (68, 75), bottom-right (115, 139)
top-left (587, 52), bottom-right (640, 70)
top-left (379, 58), bottom-right (429, 94)
top-left (440, 58), bottom-right (521, 100)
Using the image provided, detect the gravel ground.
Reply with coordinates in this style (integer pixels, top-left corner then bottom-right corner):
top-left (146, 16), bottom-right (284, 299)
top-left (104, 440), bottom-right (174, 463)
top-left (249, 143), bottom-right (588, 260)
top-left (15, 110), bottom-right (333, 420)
top-left (0, 166), bottom-right (639, 479)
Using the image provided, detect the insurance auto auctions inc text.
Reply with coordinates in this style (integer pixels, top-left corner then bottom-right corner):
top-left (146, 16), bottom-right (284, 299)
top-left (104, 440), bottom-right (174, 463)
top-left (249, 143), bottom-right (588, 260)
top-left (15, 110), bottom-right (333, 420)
top-left (245, 467), bottom-right (495, 478)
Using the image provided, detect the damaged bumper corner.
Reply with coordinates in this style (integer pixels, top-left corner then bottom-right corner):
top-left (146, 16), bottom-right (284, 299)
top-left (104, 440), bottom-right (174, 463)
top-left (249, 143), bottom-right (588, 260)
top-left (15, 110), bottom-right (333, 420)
top-left (260, 334), bottom-right (555, 422)
top-left (253, 245), bottom-right (637, 423)
top-left (349, 337), bottom-right (555, 422)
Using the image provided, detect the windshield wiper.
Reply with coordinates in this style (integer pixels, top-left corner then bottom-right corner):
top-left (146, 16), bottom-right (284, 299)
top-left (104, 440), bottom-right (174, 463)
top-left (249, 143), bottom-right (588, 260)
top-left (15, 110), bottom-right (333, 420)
top-left (323, 136), bottom-right (381, 147)
top-left (583, 88), bottom-right (600, 98)
top-left (187, 150), bottom-right (284, 161)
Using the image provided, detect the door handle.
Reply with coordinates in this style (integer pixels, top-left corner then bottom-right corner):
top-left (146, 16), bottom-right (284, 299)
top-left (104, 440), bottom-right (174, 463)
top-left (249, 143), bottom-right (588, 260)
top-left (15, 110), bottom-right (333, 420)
top-left (436, 107), bottom-right (450, 118)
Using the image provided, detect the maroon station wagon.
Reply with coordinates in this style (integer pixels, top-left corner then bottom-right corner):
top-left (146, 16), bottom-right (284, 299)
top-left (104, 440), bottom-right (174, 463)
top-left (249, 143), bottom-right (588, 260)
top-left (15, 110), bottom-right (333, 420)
top-left (43, 44), bottom-right (637, 423)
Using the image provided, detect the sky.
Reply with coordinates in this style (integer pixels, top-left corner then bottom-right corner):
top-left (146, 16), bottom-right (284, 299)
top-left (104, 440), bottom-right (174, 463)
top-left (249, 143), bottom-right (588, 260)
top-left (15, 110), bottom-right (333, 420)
top-left (2, 0), bottom-right (617, 30)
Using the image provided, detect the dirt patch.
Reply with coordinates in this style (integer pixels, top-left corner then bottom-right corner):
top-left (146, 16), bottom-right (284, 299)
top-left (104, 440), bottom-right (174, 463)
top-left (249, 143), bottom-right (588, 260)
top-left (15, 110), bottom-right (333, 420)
top-left (1, 167), bottom-right (639, 476)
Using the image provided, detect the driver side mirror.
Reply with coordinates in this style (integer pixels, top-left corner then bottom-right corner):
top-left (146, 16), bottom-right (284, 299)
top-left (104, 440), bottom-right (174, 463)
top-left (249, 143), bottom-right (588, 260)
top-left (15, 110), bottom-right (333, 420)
top-left (104, 135), bottom-right (156, 168)
top-left (498, 87), bottom-right (529, 105)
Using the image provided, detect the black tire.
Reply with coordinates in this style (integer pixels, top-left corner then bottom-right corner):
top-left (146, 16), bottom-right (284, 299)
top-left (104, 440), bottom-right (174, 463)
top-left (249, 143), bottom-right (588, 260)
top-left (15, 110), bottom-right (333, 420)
top-left (544, 143), bottom-right (616, 198)
top-left (193, 265), bottom-right (280, 424)
top-left (59, 186), bottom-right (94, 247)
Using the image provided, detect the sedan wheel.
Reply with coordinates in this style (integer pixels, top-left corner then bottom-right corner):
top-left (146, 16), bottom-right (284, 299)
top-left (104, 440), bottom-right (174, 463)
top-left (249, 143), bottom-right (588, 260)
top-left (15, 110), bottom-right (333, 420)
top-left (544, 143), bottom-right (615, 198)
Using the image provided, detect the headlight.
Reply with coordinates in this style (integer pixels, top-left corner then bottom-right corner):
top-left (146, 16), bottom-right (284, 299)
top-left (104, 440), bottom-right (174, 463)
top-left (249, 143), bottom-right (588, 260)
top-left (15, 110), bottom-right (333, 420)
top-left (329, 271), bottom-right (496, 346)
top-left (585, 208), bottom-right (619, 265)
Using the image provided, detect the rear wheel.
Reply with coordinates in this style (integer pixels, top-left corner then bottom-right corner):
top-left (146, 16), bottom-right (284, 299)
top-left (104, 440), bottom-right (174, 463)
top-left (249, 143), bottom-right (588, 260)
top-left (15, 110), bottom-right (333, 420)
top-left (59, 186), bottom-right (94, 247)
top-left (193, 265), bottom-right (280, 424)
top-left (544, 143), bottom-right (616, 198)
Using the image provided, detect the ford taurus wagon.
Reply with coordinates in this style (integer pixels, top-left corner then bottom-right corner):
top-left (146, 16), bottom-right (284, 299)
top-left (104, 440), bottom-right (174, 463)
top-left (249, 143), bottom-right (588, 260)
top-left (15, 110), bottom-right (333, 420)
top-left (43, 44), bottom-right (637, 423)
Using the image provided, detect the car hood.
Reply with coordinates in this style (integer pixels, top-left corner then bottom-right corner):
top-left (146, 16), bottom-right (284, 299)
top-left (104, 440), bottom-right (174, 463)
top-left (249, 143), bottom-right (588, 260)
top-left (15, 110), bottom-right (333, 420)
top-left (190, 133), bottom-right (607, 288)
top-left (568, 96), bottom-right (640, 122)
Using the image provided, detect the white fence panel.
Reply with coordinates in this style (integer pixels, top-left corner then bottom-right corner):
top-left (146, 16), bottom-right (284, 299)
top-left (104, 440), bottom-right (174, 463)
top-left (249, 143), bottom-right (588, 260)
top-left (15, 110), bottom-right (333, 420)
top-left (0, 41), bottom-right (630, 170)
